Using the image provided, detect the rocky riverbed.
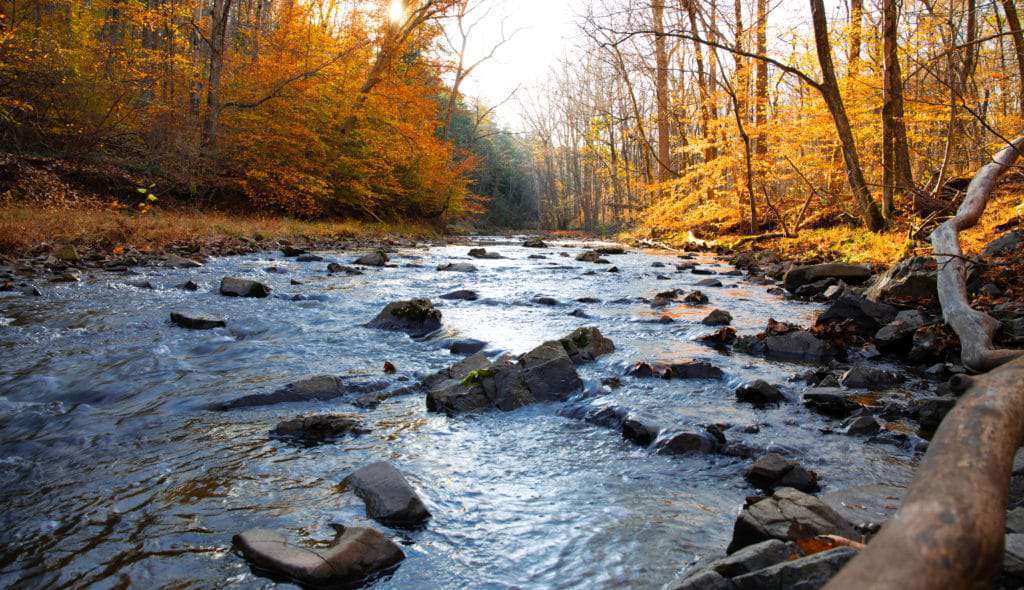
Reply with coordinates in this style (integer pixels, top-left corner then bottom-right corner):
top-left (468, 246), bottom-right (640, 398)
top-left (0, 235), bottom-right (989, 589)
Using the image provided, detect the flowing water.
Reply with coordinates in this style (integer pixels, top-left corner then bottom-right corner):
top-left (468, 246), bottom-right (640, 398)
top-left (0, 238), bottom-right (916, 589)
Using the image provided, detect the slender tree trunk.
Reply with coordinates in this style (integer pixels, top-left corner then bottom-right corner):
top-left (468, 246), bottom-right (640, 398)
top-left (849, 0), bottom-right (863, 76)
top-left (652, 0), bottom-right (673, 184)
top-left (1000, 0), bottom-right (1024, 113)
top-left (201, 0), bottom-right (233, 148)
top-left (684, 0), bottom-right (716, 202)
top-left (809, 0), bottom-right (883, 230)
top-left (753, 0), bottom-right (768, 160)
top-left (881, 0), bottom-right (913, 220)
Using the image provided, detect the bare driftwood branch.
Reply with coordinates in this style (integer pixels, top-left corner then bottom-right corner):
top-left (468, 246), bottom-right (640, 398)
top-left (930, 135), bottom-right (1024, 372)
top-left (825, 356), bottom-right (1024, 589)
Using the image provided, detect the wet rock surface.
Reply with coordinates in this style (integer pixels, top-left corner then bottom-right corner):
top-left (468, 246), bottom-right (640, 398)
top-left (728, 487), bottom-right (859, 553)
top-left (343, 461), bottom-right (431, 527)
top-left (270, 414), bottom-right (369, 445)
top-left (219, 277), bottom-right (272, 298)
top-left (365, 299), bottom-right (442, 337)
top-left (170, 311), bottom-right (226, 330)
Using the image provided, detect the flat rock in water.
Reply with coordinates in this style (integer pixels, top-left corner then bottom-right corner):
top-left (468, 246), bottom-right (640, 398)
top-left (468, 248), bottom-right (503, 259)
top-left (170, 312), bottom-right (226, 330)
top-left (669, 361), bottom-right (724, 380)
top-left (437, 262), bottom-right (478, 272)
top-left (343, 462), bottom-right (431, 527)
top-left (821, 484), bottom-right (904, 532)
top-left (728, 487), bottom-right (859, 553)
top-left (576, 251), bottom-right (609, 263)
top-left (211, 375), bottom-right (389, 411)
top-left (233, 526), bottom-right (404, 588)
top-left (784, 263), bottom-right (872, 292)
top-left (354, 250), bottom-right (389, 266)
top-left (219, 277), bottom-right (271, 298)
top-left (522, 238), bottom-right (548, 248)
top-left (701, 539), bottom-right (801, 580)
top-left (270, 414), bottom-right (369, 445)
top-left (732, 547), bottom-right (857, 590)
top-left (440, 289), bottom-right (479, 301)
top-left (656, 430), bottom-right (721, 455)
top-left (446, 338), bottom-right (487, 355)
top-left (365, 299), bottom-right (442, 337)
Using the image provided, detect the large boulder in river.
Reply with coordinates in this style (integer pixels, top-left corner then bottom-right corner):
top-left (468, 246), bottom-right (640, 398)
top-left (519, 341), bottom-right (585, 401)
top-left (523, 237), bottom-right (548, 248)
top-left (365, 299), bottom-right (442, 337)
top-left (865, 257), bottom-right (937, 302)
top-left (233, 526), bottom-right (404, 587)
top-left (783, 263), bottom-right (872, 293)
top-left (817, 293), bottom-right (897, 335)
top-left (343, 462), bottom-right (431, 527)
top-left (220, 277), bottom-right (271, 298)
top-left (735, 380), bottom-right (785, 406)
top-left (727, 487), bottom-right (859, 553)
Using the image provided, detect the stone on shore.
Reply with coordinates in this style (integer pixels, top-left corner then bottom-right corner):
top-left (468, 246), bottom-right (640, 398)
top-left (865, 256), bottom-right (937, 302)
top-left (840, 366), bottom-right (900, 390)
top-left (233, 526), bottom-right (404, 588)
top-left (817, 294), bottom-right (897, 335)
top-left (220, 277), bottom-right (271, 298)
top-left (728, 487), bottom-right (858, 553)
top-left (343, 462), bottom-right (431, 527)
top-left (365, 299), bottom-right (442, 337)
top-left (170, 312), bottom-right (226, 330)
top-left (763, 331), bottom-right (833, 363)
top-left (784, 263), bottom-right (872, 293)
top-left (732, 547), bottom-right (857, 590)
top-left (802, 388), bottom-right (862, 418)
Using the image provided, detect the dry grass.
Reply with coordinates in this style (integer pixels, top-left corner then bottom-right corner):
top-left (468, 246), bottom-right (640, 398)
top-left (0, 204), bottom-right (440, 255)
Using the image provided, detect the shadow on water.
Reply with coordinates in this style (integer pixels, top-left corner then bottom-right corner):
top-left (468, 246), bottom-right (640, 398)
top-left (0, 238), bottom-right (916, 589)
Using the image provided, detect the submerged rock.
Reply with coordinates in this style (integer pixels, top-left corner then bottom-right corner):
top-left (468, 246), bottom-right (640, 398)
top-left (212, 375), bottom-right (389, 411)
top-left (233, 526), bottom-right (404, 588)
top-left (728, 487), bottom-right (858, 553)
top-left (365, 299), bottom-right (442, 337)
top-left (219, 277), bottom-right (271, 298)
top-left (170, 312), bottom-right (226, 330)
top-left (440, 289), bottom-right (479, 301)
top-left (343, 462), bottom-right (431, 527)
top-left (270, 414), bottom-right (369, 444)
top-left (354, 250), bottom-right (389, 266)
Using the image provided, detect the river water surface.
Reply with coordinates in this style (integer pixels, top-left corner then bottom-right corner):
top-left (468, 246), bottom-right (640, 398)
top-left (0, 238), bottom-right (916, 589)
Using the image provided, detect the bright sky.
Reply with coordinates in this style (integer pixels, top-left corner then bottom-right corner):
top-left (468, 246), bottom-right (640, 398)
top-left (452, 0), bottom-right (587, 130)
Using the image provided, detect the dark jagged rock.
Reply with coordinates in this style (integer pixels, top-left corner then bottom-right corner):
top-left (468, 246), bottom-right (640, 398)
top-left (437, 262), bottom-right (478, 273)
top-left (559, 326), bottom-right (615, 364)
top-left (763, 331), bottom-right (834, 363)
top-left (736, 380), bottom-right (785, 406)
top-left (534, 296), bottom-right (559, 306)
top-left (343, 462), bottom-right (431, 527)
top-left (280, 245), bottom-right (307, 257)
top-left (576, 297), bottom-right (601, 304)
top-left (219, 277), bottom-right (271, 298)
top-left (727, 487), bottom-right (859, 553)
top-left (233, 526), bottom-right (404, 588)
top-left (595, 245), bottom-right (626, 255)
top-left (523, 238), bottom-right (548, 248)
top-left (874, 310), bottom-right (927, 350)
top-left (865, 256), bottom-right (937, 302)
top-left (669, 569), bottom-right (735, 590)
top-left (696, 278), bottom-right (724, 288)
top-left (440, 289), bottom-right (479, 301)
top-left (568, 308), bottom-right (590, 318)
top-left (691, 268), bottom-right (716, 275)
top-left (627, 361), bottom-right (672, 379)
top-left (176, 280), bottom-right (200, 291)
top-left (817, 294), bottom-right (897, 335)
top-left (296, 254), bottom-right (324, 262)
top-left (784, 263), bottom-right (872, 293)
top-left (745, 454), bottom-right (820, 493)
top-left (701, 327), bottom-right (738, 348)
top-left (802, 388), bottom-right (862, 418)
top-left (821, 484), bottom-right (905, 532)
top-left (212, 375), bottom-right (390, 411)
top-left (622, 414), bottom-right (661, 446)
top-left (270, 414), bottom-right (369, 444)
top-left (327, 263), bottom-right (363, 275)
top-left (703, 309), bottom-right (733, 326)
top-left (354, 250), bottom-right (389, 266)
top-left (365, 299), bottom-right (442, 337)
top-left (446, 339), bottom-right (487, 355)
top-left (468, 248), bottom-right (503, 259)
top-left (170, 312), bottom-right (226, 330)
top-left (840, 366), bottom-right (901, 390)
top-left (982, 230), bottom-right (1024, 257)
top-left (732, 547), bottom-right (857, 590)
top-left (684, 540), bottom-right (801, 584)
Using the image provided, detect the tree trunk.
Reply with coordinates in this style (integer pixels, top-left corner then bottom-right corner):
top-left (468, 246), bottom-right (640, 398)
top-left (848, 0), bottom-right (862, 76)
top-left (825, 356), bottom-right (1024, 590)
top-left (1000, 0), bottom-right (1024, 113)
top-left (930, 136), bottom-right (1024, 372)
top-left (201, 0), bottom-right (233, 148)
top-left (881, 0), bottom-right (913, 221)
top-left (753, 0), bottom-right (768, 160)
top-left (809, 0), bottom-right (883, 231)
top-left (652, 0), bottom-right (673, 184)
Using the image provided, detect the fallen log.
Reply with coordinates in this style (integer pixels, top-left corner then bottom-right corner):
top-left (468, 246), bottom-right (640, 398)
top-left (930, 135), bottom-right (1024, 372)
top-left (825, 356), bottom-right (1024, 590)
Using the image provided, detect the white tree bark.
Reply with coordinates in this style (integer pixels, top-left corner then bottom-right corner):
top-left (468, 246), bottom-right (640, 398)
top-left (930, 135), bottom-right (1024, 372)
